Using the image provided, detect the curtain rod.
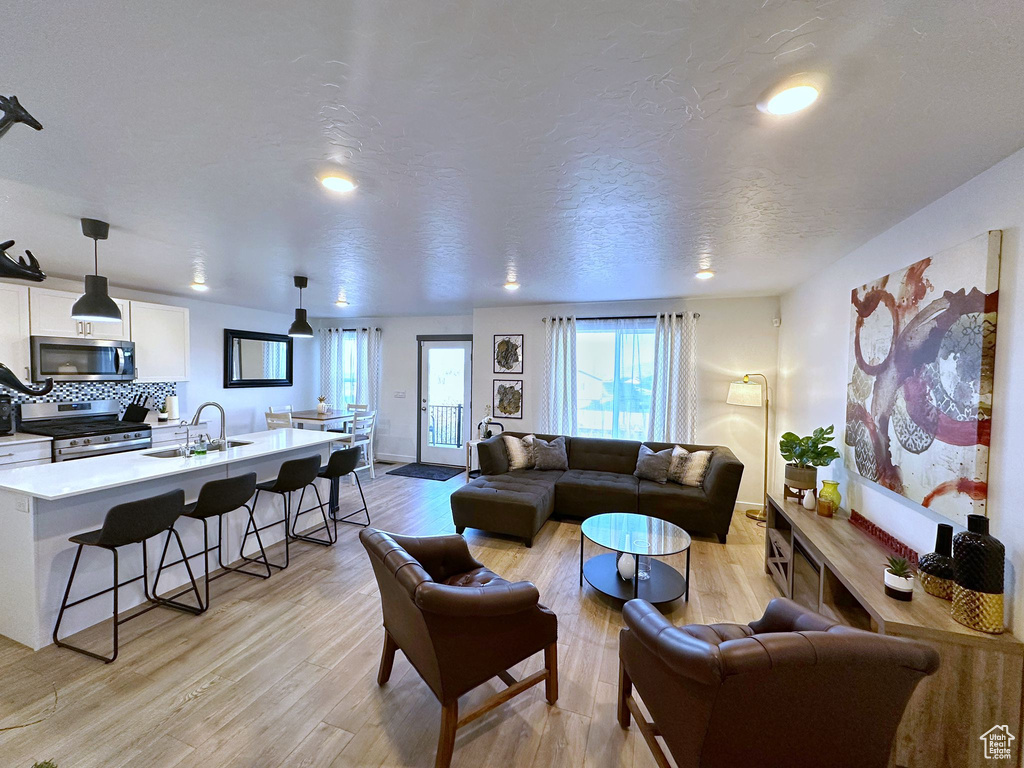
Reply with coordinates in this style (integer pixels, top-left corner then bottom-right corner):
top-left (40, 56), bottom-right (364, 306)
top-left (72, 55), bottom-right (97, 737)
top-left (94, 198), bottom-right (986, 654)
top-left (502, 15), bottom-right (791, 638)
top-left (543, 313), bottom-right (699, 321)
top-left (319, 327), bottom-right (382, 332)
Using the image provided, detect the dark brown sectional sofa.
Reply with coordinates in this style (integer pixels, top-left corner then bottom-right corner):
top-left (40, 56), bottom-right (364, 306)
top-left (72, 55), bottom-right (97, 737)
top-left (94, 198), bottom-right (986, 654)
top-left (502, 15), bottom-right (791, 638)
top-left (450, 432), bottom-right (744, 547)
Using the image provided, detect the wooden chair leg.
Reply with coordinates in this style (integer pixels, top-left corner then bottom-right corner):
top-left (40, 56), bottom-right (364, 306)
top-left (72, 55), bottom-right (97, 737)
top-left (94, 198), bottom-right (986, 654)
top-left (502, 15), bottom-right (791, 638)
top-left (435, 700), bottom-right (458, 768)
top-left (618, 662), bottom-right (632, 729)
top-left (544, 643), bottom-right (558, 704)
top-left (377, 631), bottom-right (398, 686)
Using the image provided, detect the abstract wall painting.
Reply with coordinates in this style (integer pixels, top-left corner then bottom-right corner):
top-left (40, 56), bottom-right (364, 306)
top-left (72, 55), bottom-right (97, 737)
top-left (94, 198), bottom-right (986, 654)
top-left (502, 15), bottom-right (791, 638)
top-left (493, 334), bottom-right (524, 374)
top-left (493, 379), bottom-right (523, 419)
top-left (845, 231), bottom-right (1001, 525)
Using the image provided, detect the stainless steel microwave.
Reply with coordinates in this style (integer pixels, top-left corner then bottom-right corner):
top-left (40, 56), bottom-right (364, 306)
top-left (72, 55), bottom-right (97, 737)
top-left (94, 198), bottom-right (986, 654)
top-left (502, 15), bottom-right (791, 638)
top-left (31, 336), bottom-right (137, 382)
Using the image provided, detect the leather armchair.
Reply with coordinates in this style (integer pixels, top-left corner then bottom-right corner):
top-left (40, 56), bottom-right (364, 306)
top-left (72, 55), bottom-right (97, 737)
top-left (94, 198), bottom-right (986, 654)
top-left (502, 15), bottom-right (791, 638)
top-left (618, 597), bottom-right (940, 768)
top-left (359, 529), bottom-right (558, 768)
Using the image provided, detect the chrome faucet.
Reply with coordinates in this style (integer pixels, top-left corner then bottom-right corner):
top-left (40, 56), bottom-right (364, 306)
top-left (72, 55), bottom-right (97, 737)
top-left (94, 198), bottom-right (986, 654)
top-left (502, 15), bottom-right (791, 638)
top-left (191, 402), bottom-right (227, 445)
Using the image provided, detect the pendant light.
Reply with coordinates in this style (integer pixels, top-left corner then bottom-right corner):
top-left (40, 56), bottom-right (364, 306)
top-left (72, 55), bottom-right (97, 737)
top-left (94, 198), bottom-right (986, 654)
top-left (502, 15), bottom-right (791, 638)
top-left (287, 275), bottom-right (314, 338)
top-left (71, 218), bottom-right (122, 323)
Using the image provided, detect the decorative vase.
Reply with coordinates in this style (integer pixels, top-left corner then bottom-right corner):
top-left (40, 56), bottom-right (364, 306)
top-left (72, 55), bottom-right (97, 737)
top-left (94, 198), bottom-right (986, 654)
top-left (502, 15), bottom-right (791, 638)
top-left (801, 489), bottom-right (816, 510)
top-left (919, 524), bottom-right (956, 600)
top-left (817, 480), bottom-right (841, 517)
top-left (616, 553), bottom-right (635, 581)
top-left (884, 568), bottom-right (914, 601)
top-left (952, 515), bottom-right (1005, 634)
top-left (317, 401), bottom-right (328, 414)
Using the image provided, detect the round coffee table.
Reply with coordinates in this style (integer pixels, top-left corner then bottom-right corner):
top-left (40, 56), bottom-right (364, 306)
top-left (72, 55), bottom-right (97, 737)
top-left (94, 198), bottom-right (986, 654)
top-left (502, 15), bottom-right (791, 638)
top-left (579, 512), bottom-right (691, 604)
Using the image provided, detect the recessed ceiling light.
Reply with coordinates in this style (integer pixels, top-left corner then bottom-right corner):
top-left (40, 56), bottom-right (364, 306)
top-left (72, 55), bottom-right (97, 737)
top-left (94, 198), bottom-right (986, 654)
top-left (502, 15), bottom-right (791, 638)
top-left (190, 280), bottom-right (209, 292)
top-left (695, 269), bottom-right (715, 280)
top-left (504, 280), bottom-right (520, 291)
top-left (759, 84), bottom-right (820, 116)
top-left (321, 175), bottom-right (357, 193)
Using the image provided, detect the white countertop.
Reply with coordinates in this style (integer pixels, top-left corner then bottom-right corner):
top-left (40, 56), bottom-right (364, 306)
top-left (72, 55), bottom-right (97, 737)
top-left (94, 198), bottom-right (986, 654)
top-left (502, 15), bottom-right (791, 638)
top-left (0, 432), bottom-right (52, 447)
top-left (0, 429), bottom-right (339, 501)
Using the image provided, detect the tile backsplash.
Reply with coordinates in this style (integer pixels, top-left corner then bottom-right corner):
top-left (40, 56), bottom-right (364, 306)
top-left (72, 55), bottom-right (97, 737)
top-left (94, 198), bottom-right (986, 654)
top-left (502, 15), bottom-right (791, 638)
top-left (2, 381), bottom-right (177, 412)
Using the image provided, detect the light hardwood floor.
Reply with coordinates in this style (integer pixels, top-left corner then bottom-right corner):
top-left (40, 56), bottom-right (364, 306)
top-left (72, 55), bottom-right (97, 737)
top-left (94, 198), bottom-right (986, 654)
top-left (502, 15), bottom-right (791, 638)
top-left (0, 465), bottom-right (776, 768)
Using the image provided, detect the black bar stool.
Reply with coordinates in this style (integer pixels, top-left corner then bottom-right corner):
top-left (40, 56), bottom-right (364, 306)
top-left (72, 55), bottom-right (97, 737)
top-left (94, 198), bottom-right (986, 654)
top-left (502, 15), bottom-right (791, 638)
top-left (241, 454), bottom-right (332, 570)
top-left (153, 473), bottom-right (270, 612)
top-left (319, 446), bottom-right (371, 527)
top-left (52, 489), bottom-right (201, 663)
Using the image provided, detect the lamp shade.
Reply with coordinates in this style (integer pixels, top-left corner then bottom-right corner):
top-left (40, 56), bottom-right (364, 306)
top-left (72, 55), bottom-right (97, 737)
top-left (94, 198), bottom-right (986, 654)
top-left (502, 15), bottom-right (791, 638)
top-left (288, 307), bottom-right (314, 338)
top-left (71, 274), bottom-right (122, 322)
top-left (726, 381), bottom-right (762, 407)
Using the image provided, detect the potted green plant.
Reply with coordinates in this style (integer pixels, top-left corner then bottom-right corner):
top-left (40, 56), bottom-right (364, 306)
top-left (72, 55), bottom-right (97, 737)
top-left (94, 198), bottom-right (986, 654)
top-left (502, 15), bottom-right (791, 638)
top-left (158, 404), bottom-right (169, 422)
top-left (33, 761), bottom-right (59, 768)
top-left (883, 556), bottom-right (915, 601)
top-left (779, 425), bottom-right (841, 494)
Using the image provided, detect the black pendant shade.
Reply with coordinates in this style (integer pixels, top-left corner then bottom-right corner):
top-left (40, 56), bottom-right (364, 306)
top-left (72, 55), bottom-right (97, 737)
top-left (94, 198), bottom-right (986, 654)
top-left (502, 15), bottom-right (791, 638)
top-left (288, 275), bottom-right (314, 338)
top-left (72, 218), bottom-right (122, 323)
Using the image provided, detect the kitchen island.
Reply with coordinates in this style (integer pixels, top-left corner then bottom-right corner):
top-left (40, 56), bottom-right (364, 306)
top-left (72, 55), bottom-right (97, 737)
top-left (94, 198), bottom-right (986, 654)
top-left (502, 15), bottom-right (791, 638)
top-left (0, 428), bottom-right (341, 650)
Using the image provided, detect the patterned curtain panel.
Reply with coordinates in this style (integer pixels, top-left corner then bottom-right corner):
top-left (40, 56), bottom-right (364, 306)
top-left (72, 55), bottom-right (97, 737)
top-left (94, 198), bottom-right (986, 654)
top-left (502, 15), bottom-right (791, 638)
top-left (355, 327), bottom-right (383, 413)
top-left (648, 312), bottom-right (698, 443)
top-left (318, 326), bottom-right (383, 426)
top-left (542, 315), bottom-right (577, 434)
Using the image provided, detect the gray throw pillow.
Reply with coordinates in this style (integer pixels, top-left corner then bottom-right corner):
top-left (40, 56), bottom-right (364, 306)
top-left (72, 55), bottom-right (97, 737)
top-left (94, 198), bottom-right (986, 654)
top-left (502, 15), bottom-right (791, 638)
top-left (634, 444), bottom-right (673, 483)
top-left (503, 434), bottom-right (535, 470)
top-left (532, 435), bottom-right (568, 471)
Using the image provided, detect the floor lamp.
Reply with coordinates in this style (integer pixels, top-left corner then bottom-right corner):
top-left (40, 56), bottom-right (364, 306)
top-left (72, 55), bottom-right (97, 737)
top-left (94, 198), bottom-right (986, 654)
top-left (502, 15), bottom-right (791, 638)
top-left (726, 374), bottom-right (769, 523)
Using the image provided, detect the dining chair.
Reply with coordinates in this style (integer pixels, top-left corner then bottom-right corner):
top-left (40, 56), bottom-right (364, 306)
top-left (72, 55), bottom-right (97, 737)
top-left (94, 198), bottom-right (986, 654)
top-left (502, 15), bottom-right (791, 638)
top-left (330, 411), bottom-right (376, 481)
top-left (345, 403), bottom-right (369, 413)
top-left (265, 409), bottom-right (293, 429)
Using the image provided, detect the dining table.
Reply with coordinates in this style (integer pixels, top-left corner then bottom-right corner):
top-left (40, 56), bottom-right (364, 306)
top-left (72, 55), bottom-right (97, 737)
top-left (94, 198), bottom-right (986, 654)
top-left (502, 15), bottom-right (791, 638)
top-left (290, 409), bottom-right (356, 431)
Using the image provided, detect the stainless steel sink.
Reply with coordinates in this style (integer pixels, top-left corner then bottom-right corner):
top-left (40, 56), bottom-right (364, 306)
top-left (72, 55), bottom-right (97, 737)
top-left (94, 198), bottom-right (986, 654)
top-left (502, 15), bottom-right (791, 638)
top-left (143, 440), bottom-right (253, 458)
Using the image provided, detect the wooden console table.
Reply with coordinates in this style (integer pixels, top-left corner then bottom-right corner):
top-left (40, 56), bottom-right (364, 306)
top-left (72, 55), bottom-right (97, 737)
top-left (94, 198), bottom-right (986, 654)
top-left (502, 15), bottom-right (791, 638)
top-left (765, 492), bottom-right (1023, 768)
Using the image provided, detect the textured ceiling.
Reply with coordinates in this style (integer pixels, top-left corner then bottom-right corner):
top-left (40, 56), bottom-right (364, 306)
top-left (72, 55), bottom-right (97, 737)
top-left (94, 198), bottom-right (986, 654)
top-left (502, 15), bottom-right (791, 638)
top-left (2, 0), bottom-right (1024, 316)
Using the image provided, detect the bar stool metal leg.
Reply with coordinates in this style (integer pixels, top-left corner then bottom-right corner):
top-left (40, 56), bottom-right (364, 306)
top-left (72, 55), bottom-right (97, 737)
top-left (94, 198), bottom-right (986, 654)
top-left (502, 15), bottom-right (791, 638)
top-left (218, 505), bottom-right (273, 579)
top-left (290, 483), bottom-right (336, 545)
top-left (331, 472), bottom-right (371, 527)
top-left (241, 489), bottom-right (290, 570)
top-left (151, 528), bottom-right (204, 615)
top-left (53, 544), bottom-right (123, 663)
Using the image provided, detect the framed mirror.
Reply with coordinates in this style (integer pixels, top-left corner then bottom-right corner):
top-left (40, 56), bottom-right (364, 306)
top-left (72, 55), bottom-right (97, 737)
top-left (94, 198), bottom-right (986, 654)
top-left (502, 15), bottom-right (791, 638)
top-left (224, 329), bottom-right (294, 388)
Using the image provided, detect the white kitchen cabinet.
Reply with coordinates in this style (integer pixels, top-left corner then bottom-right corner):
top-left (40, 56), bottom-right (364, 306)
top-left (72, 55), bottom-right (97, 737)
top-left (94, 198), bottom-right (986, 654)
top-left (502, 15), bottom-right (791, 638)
top-left (130, 301), bottom-right (190, 382)
top-left (0, 283), bottom-right (31, 381)
top-left (29, 287), bottom-right (130, 341)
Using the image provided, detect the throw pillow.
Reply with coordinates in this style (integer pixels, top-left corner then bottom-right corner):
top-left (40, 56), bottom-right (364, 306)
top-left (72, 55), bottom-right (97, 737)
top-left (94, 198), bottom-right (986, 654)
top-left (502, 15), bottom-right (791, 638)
top-left (503, 434), bottom-right (535, 470)
top-left (532, 435), bottom-right (569, 471)
top-left (634, 444), bottom-right (673, 484)
top-left (669, 446), bottom-right (713, 487)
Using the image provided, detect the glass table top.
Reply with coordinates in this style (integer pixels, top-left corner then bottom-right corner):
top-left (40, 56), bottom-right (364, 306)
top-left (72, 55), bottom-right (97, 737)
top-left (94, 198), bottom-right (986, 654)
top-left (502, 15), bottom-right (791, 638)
top-left (581, 512), bottom-right (691, 556)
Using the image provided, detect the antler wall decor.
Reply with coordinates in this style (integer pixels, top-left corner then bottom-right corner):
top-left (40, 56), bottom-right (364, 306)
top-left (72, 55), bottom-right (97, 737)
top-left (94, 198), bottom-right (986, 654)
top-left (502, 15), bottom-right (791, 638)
top-left (0, 240), bottom-right (46, 282)
top-left (0, 95), bottom-right (43, 139)
top-left (0, 363), bottom-right (53, 396)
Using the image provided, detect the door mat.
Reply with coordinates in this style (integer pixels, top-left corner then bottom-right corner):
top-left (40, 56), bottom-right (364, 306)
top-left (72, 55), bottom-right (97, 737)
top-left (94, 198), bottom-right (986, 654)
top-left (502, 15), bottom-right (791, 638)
top-left (387, 463), bottom-right (465, 481)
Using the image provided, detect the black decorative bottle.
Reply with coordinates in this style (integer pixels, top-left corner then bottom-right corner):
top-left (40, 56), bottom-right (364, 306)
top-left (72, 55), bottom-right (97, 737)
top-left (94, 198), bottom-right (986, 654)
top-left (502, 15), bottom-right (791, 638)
top-left (918, 524), bottom-right (956, 600)
top-left (952, 514), bottom-right (1005, 634)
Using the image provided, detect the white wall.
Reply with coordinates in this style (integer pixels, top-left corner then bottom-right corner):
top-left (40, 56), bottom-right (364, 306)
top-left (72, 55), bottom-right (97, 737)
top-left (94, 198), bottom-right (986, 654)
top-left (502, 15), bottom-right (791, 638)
top-left (12, 275), bottom-right (314, 437)
top-left (776, 146), bottom-right (1024, 635)
top-left (471, 297), bottom-right (780, 508)
top-left (309, 314), bottom-right (473, 462)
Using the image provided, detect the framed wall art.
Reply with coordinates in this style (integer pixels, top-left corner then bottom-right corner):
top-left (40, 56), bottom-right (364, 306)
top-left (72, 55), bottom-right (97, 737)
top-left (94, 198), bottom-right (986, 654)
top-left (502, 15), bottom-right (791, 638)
top-left (493, 334), bottom-right (524, 374)
top-left (844, 230), bottom-right (1001, 524)
top-left (493, 379), bottom-right (523, 419)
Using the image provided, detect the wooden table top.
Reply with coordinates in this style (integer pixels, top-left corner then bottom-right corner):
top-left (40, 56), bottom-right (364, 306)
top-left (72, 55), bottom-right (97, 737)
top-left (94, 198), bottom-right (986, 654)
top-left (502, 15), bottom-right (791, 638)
top-left (769, 492), bottom-right (1022, 653)
top-left (290, 409), bottom-right (354, 421)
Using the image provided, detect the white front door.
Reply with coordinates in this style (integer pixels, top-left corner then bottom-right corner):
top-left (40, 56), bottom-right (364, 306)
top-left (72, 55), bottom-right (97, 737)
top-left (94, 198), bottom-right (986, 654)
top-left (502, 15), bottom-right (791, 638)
top-left (419, 339), bottom-right (472, 465)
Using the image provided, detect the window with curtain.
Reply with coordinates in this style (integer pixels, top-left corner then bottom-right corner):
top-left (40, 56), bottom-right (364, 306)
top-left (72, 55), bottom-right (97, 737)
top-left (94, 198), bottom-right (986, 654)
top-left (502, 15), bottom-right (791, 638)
top-left (318, 327), bottom-right (382, 414)
top-left (575, 318), bottom-right (656, 441)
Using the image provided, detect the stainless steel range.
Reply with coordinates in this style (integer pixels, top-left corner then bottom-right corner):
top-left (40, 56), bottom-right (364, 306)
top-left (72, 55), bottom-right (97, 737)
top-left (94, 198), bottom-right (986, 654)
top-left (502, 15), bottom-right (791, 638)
top-left (18, 400), bottom-right (152, 462)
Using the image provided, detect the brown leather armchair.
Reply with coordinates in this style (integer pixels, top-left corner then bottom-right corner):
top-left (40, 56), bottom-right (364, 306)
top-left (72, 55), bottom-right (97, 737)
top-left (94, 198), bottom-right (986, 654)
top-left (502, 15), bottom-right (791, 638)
top-left (359, 529), bottom-right (558, 768)
top-left (618, 597), bottom-right (940, 768)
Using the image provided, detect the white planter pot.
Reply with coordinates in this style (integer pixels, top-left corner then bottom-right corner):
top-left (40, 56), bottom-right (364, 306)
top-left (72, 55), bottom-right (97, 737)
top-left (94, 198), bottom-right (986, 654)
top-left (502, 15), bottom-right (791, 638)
top-left (317, 402), bottom-right (329, 414)
top-left (884, 569), bottom-right (914, 601)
